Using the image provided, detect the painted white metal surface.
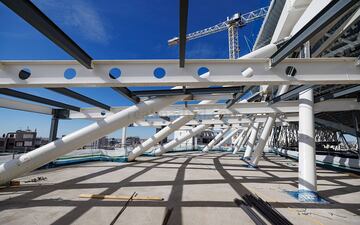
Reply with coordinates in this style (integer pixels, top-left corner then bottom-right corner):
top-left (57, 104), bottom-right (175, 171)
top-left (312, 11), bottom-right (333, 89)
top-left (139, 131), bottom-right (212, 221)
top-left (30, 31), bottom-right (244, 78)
top-left (271, 0), bottom-right (312, 42)
top-left (298, 88), bottom-right (317, 193)
top-left (127, 115), bottom-right (194, 161)
top-left (202, 126), bottom-right (231, 152)
top-left (0, 95), bottom-right (184, 184)
top-left (0, 58), bottom-right (359, 87)
top-left (214, 128), bottom-right (240, 148)
top-left (69, 98), bottom-right (360, 119)
top-left (0, 97), bottom-right (53, 115)
top-left (154, 124), bottom-right (209, 156)
top-left (243, 122), bottom-right (260, 158)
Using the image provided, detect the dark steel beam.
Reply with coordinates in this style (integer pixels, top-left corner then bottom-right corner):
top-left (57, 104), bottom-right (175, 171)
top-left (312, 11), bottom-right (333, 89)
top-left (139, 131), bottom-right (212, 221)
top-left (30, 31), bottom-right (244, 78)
top-left (314, 85), bottom-right (360, 103)
top-left (0, 88), bottom-right (81, 111)
top-left (226, 87), bottom-right (256, 108)
top-left (112, 87), bottom-right (140, 104)
top-left (133, 86), bottom-right (244, 97)
top-left (47, 88), bottom-right (111, 111)
top-left (270, 0), bottom-right (359, 67)
top-left (0, 0), bottom-right (93, 69)
top-left (268, 85), bottom-right (315, 105)
top-left (49, 116), bottom-right (59, 141)
top-left (179, 0), bottom-right (189, 68)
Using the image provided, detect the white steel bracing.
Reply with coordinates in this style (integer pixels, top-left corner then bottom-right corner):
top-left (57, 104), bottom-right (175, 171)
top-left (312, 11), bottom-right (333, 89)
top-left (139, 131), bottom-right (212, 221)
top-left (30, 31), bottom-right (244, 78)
top-left (232, 129), bottom-right (246, 145)
top-left (214, 128), bottom-right (240, 148)
top-left (0, 58), bottom-right (359, 88)
top-left (202, 126), bottom-right (231, 152)
top-left (0, 95), bottom-right (185, 184)
top-left (127, 115), bottom-right (194, 161)
top-left (154, 124), bottom-right (210, 156)
top-left (233, 124), bottom-right (253, 154)
top-left (69, 98), bottom-right (360, 119)
top-left (243, 122), bottom-right (260, 158)
top-left (249, 85), bottom-right (289, 166)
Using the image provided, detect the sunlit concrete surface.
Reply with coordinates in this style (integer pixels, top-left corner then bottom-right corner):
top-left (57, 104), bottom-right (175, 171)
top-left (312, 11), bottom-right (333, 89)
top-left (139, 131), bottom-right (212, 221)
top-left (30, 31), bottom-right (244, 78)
top-left (0, 152), bottom-right (359, 225)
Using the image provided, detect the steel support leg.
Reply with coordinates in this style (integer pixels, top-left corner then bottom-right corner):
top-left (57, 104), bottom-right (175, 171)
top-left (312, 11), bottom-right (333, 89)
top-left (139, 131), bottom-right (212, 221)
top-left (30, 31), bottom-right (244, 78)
top-left (352, 111), bottom-right (360, 156)
top-left (154, 124), bottom-right (209, 156)
top-left (203, 126), bottom-right (231, 152)
top-left (298, 88), bottom-right (317, 200)
top-left (214, 128), bottom-right (240, 149)
top-left (121, 127), bottom-right (127, 148)
top-left (0, 95), bottom-right (184, 184)
top-left (233, 126), bottom-right (252, 154)
top-left (243, 123), bottom-right (260, 159)
top-left (249, 85), bottom-right (289, 166)
top-left (49, 116), bottom-right (59, 142)
top-left (127, 115), bottom-right (194, 161)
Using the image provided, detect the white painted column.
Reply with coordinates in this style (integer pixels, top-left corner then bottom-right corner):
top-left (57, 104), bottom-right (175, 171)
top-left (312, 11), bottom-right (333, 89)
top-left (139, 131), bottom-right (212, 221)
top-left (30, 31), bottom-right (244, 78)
top-left (154, 124), bottom-right (209, 156)
top-left (233, 126), bottom-right (251, 154)
top-left (121, 127), bottom-right (127, 148)
top-left (298, 88), bottom-right (317, 198)
top-left (232, 130), bottom-right (244, 145)
top-left (127, 115), bottom-right (194, 161)
top-left (0, 95), bottom-right (184, 184)
top-left (249, 85), bottom-right (290, 166)
top-left (203, 126), bottom-right (231, 152)
top-left (249, 115), bottom-right (275, 166)
top-left (243, 123), bottom-right (260, 159)
top-left (214, 128), bottom-right (239, 149)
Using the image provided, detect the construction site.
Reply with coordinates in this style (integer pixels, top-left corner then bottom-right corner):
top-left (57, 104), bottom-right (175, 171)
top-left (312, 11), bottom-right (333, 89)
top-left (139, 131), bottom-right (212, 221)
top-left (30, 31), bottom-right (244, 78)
top-left (0, 0), bottom-right (360, 224)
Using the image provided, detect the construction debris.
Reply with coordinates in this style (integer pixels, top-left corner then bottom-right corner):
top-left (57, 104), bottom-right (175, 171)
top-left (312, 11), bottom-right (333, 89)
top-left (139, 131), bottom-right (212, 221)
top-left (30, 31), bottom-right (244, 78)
top-left (79, 194), bottom-right (164, 201)
top-left (234, 198), bottom-right (267, 225)
top-left (242, 194), bottom-right (293, 225)
top-left (24, 176), bottom-right (47, 183)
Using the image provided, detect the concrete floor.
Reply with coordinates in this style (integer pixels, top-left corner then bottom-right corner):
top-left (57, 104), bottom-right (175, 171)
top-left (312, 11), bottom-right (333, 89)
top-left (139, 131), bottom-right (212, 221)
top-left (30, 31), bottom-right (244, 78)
top-left (0, 152), bottom-right (359, 225)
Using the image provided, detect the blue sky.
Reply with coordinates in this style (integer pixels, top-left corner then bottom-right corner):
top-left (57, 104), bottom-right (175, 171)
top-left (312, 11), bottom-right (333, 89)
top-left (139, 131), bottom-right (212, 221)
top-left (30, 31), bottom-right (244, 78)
top-left (0, 0), bottom-right (269, 139)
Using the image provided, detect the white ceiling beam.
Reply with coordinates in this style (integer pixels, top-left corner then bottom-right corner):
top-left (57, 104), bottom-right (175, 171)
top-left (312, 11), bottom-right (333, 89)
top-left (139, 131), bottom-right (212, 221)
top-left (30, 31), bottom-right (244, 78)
top-left (0, 97), bottom-right (53, 115)
top-left (0, 58), bottom-right (359, 88)
top-left (69, 99), bottom-right (360, 119)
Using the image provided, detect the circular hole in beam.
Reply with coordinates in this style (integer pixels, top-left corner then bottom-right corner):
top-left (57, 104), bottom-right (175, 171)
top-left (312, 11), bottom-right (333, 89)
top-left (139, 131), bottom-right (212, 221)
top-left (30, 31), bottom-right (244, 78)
top-left (64, 68), bottom-right (77, 80)
top-left (285, 66), bottom-right (297, 77)
top-left (154, 67), bottom-right (166, 79)
top-left (19, 68), bottom-right (31, 80)
top-left (109, 68), bottom-right (121, 79)
top-left (197, 67), bottom-right (210, 78)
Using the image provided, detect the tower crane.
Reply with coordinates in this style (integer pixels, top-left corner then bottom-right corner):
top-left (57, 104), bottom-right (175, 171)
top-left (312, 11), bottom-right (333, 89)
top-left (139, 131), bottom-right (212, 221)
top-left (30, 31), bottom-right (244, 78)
top-left (168, 6), bottom-right (269, 59)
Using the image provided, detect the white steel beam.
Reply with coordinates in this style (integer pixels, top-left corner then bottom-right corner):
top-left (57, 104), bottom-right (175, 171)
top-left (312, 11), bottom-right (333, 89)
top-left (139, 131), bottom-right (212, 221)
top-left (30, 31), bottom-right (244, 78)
top-left (0, 58), bottom-right (359, 87)
top-left (154, 124), bottom-right (209, 156)
top-left (69, 98), bottom-right (360, 119)
top-left (0, 97), bottom-right (53, 115)
top-left (127, 115), bottom-right (194, 161)
top-left (233, 124), bottom-right (252, 154)
top-left (243, 122), bottom-right (260, 158)
top-left (202, 126), bottom-right (231, 152)
top-left (0, 95), bottom-right (185, 184)
top-left (214, 128), bottom-right (240, 148)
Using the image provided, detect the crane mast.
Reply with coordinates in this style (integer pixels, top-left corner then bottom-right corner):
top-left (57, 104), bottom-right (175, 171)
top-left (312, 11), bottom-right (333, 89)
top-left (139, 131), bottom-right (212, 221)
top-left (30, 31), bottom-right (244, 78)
top-left (168, 6), bottom-right (269, 59)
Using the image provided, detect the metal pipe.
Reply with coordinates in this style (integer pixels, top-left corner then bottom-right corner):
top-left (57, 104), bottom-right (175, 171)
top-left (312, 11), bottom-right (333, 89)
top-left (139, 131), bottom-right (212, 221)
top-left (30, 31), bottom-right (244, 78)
top-left (154, 124), bottom-right (209, 156)
top-left (203, 126), bottom-right (231, 152)
top-left (298, 88), bottom-right (317, 198)
top-left (214, 128), bottom-right (239, 148)
top-left (127, 115), bottom-right (194, 161)
top-left (243, 122), bottom-right (260, 158)
top-left (0, 95), bottom-right (184, 184)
